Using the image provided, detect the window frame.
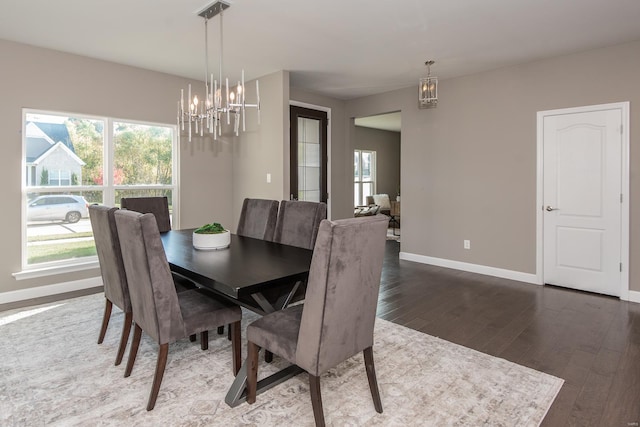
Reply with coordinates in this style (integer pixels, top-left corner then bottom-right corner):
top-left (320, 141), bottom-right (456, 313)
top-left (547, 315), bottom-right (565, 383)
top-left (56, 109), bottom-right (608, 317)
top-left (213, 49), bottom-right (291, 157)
top-left (19, 108), bottom-right (179, 275)
top-left (354, 149), bottom-right (376, 207)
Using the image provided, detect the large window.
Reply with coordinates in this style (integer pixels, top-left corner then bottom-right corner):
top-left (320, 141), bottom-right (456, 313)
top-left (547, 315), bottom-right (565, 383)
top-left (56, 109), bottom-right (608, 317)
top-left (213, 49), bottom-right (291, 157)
top-left (354, 149), bottom-right (376, 206)
top-left (22, 110), bottom-right (177, 269)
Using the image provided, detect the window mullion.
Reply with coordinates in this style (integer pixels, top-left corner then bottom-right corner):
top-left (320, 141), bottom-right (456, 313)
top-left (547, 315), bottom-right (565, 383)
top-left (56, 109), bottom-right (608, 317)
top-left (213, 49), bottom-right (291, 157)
top-left (104, 117), bottom-right (114, 206)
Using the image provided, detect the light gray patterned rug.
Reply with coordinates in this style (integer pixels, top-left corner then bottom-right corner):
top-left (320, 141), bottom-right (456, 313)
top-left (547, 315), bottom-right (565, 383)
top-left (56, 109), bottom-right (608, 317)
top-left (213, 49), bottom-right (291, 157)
top-left (0, 293), bottom-right (562, 426)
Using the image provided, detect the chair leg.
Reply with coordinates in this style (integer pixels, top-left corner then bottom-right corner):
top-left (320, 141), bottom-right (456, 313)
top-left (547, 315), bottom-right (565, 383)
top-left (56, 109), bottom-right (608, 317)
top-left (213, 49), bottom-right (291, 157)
top-left (309, 374), bottom-right (326, 427)
top-left (97, 299), bottom-right (113, 344)
top-left (147, 343), bottom-right (169, 411)
top-left (247, 341), bottom-right (259, 404)
top-left (363, 347), bottom-right (383, 413)
top-left (230, 321), bottom-right (242, 375)
top-left (189, 334), bottom-right (196, 342)
top-left (201, 330), bottom-right (209, 350)
top-left (124, 324), bottom-right (142, 378)
top-left (115, 312), bottom-right (133, 366)
top-left (265, 350), bottom-right (273, 363)
top-left (217, 325), bottom-right (225, 335)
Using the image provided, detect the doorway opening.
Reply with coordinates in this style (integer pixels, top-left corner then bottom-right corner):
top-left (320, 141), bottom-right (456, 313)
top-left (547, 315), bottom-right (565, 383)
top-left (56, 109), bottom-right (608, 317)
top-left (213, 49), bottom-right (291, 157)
top-left (353, 111), bottom-right (401, 243)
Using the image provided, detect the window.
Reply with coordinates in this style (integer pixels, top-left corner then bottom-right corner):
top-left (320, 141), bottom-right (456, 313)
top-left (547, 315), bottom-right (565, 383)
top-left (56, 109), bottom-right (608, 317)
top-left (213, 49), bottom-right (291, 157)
top-left (354, 149), bottom-right (376, 206)
top-left (49, 169), bottom-right (72, 186)
top-left (22, 110), bottom-right (177, 270)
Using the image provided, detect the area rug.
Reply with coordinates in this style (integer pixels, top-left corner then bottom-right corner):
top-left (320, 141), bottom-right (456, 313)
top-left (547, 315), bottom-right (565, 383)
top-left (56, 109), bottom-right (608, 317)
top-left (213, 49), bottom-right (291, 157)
top-left (0, 293), bottom-right (562, 426)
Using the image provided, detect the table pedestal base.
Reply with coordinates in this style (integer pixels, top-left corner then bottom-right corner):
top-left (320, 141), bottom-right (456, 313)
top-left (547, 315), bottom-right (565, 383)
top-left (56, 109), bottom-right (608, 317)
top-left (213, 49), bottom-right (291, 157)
top-left (225, 355), bottom-right (303, 407)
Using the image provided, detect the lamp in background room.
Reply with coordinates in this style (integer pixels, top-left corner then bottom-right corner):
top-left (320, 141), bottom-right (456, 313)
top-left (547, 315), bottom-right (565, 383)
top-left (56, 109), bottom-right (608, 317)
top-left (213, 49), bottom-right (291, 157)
top-left (178, 0), bottom-right (260, 142)
top-left (418, 60), bottom-right (438, 108)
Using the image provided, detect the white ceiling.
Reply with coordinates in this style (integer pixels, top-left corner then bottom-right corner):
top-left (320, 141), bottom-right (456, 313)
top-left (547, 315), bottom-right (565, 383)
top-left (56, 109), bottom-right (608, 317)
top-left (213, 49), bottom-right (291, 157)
top-left (2, 0), bottom-right (640, 101)
top-left (355, 112), bottom-right (402, 133)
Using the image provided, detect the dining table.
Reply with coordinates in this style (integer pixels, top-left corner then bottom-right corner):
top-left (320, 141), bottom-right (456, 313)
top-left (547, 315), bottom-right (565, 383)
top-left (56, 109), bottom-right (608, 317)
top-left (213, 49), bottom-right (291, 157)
top-left (160, 229), bottom-right (313, 407)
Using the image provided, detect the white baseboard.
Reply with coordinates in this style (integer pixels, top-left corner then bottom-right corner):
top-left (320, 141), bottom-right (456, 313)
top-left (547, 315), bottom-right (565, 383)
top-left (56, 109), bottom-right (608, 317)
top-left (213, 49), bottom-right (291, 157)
top-left (399, 252), bottom-right (540, 285)
top-left (0, 276), bottom-right (102, 305)
top-left (627, 290), bottom-right (640, 304)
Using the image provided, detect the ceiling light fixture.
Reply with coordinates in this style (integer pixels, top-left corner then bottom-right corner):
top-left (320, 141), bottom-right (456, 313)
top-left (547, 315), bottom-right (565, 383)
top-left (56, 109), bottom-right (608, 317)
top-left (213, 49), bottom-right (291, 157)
top-left (418, 60), bottom-right (438, 108)
top-left (178, 0), bottom-right (260, 142)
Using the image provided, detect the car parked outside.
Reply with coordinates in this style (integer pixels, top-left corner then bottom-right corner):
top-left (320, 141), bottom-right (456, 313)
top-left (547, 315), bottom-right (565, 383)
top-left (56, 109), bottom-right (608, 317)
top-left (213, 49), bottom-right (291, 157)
top-left (27, 195), bottom-right (89, 223)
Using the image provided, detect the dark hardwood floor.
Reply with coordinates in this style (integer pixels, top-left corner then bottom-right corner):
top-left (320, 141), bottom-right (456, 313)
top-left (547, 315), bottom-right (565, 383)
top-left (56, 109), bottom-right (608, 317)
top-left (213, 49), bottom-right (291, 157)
top-left (379, 240), bottom-right (640, 427)
top-left (3, 239), bottom-right (638, 425)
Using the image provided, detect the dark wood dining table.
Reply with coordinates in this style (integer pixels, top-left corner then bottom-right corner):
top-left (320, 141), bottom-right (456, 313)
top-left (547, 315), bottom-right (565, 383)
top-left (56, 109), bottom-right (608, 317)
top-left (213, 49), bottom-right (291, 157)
top-left (160, 229), bottom-right (313, 406)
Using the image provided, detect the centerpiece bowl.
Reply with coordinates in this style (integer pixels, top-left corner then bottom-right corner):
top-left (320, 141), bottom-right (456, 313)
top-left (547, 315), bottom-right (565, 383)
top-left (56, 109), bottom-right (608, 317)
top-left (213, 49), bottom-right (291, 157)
top-left (192, 222), bottom-right (230, 250)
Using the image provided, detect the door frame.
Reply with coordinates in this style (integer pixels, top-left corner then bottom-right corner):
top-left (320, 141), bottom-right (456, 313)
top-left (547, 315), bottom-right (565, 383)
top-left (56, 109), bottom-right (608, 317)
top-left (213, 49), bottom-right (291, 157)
top-left (536, 101), bottom-right (630, 299)
top-left (289, 100), bottom-right (331, 218)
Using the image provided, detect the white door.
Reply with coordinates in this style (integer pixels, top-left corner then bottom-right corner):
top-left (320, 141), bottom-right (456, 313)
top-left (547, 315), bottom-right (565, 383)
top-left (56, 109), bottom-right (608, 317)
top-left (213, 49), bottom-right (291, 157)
top-left (543, 108), bottom-right (623, 296)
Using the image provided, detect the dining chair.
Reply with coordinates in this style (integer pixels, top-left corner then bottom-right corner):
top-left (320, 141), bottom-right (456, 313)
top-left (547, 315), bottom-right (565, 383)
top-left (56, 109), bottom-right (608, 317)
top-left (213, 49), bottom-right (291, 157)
top-left (236, 198), bottom-right (279, 241)
top-left (273, 200), bottom-right (327, 250)
top-left (89, 205), bottom-right (132, 366)
top-left (246, 215), bottom-right (388, 426)
top-left (120, 196), bottom-right (171, 232)
top-left (120, 195), bottom-right (198, 293)
top-left (114, 209), bottom-right (243, 411)
top-left (217, 197), bottom-right (278, 337)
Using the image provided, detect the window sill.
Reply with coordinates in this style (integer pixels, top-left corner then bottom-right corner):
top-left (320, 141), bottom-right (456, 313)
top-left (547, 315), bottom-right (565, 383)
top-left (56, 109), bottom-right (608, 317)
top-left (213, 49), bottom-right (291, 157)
top-left (13, 260), bottom-right (100, 281)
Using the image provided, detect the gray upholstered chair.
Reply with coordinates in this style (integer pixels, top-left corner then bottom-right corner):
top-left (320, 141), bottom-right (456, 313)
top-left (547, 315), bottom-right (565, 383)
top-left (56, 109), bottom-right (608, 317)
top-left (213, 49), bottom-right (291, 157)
top-left (246, 215), bottom-right (388, 426)
top-left (236, 198), bottom-right (279, 241)
top-left (262, 200), bottom-right (328, 358)
top-left (273, 200), bottom-right (327, 250)
top-left (120, 196), bottom-right (171, 232)
top-left (120, 195), bottom-right (197, 294)
top-left (368, 194), bottom-right (391, 216)
top-left (114, 209), bottom-right (243, 411)
top-left (90, 205), bottom-right (132, 366)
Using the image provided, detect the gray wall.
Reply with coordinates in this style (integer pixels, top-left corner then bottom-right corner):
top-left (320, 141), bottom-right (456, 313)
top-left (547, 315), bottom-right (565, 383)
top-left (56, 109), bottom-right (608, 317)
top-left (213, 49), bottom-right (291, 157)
top-left (0, 39), bottom-right (286, 296)
top-left (3, 36), bottom-right (640, 299)
top-left (354, 126), bottom-right (400, 201)
top-left (345, 39), bottom-right (640, 292)
top-left (231, 71), bottom-right (289, 230)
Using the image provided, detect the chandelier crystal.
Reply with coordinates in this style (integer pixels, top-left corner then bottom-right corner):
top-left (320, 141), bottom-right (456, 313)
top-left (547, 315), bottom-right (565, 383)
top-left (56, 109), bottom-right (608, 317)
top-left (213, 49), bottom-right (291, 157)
top-left (418, 60), bottom-right (438, 108)
top-left (178, 1), bottom-right (260, 142)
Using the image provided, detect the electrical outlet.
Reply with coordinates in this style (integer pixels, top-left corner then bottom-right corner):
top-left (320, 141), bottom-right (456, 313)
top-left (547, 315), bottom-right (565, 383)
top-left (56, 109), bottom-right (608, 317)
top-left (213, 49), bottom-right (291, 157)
top-left (266, 173), bottom-right (271, 183)
top-left (464, 240), bottom-right (471, 250)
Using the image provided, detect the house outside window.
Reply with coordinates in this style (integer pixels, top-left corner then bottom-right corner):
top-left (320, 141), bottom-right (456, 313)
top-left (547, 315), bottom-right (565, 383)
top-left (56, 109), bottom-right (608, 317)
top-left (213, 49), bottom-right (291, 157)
top-left (354, 149), bottom-right (376, 206)
top-left (22, 110), bottom-right (178, 270)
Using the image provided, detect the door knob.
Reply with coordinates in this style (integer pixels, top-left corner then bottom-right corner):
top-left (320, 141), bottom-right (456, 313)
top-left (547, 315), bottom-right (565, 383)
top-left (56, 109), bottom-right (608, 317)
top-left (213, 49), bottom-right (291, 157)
top-left (545, 206), bottom-right (559, 211)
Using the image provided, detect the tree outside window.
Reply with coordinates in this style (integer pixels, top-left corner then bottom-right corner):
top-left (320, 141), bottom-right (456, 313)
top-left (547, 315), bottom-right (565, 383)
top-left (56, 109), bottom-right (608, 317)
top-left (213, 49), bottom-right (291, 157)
top-left (22, 110), bottom-right (177, 268)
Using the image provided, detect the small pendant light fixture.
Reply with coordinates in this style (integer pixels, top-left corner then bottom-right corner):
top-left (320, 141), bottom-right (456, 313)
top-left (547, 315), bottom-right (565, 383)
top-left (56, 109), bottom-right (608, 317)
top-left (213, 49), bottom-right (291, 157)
top-left (418, 60), bottom-right (438, 108)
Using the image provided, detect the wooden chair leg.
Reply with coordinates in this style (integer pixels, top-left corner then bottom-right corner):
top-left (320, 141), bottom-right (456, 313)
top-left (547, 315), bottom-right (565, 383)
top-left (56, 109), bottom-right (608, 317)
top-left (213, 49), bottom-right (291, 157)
top-left (97, 299), bottom-right (113, 344)
top-left (230, 321), bottom-right (242, 375)
top-left (217, 325), bottom-right (225, 335)
top-left (265, 350), bottom-right (273, 363)
top-left (309, 374), bottom-right (326, 427)
top-left (147, 343), bottom-right (169, 411)
top-left (189, 334), bottom-right (196, 342)
top-left (124, 324), bottom-right (142, 378)
top-left (363, 347), bottom-right (383, 413)
top-left (115, 311), bottom-right (133, 366)
top-left (200, 330), bottom-right (209, 350)
top-left (247, 341), bottom-right (259, 404)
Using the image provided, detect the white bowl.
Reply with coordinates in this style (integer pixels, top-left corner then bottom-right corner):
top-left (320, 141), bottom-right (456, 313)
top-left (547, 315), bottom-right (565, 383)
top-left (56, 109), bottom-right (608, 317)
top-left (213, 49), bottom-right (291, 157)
top-left (192, 230), bottom-right (230, 250)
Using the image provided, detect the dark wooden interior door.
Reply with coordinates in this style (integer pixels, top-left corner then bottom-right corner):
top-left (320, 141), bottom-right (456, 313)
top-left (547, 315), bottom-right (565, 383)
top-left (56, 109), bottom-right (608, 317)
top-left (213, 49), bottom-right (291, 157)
top-left (290, 106), bottom-right (328, 202)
